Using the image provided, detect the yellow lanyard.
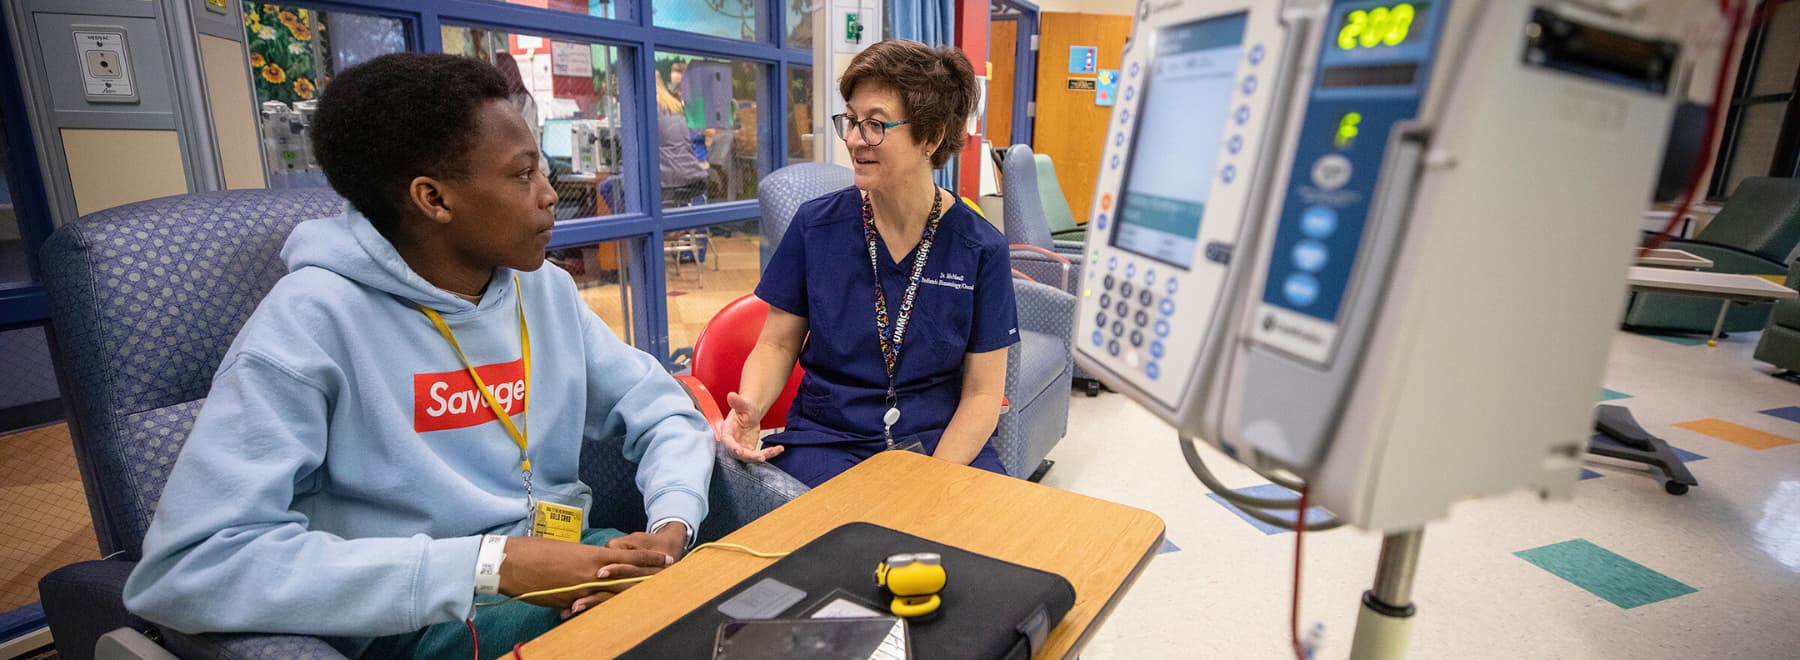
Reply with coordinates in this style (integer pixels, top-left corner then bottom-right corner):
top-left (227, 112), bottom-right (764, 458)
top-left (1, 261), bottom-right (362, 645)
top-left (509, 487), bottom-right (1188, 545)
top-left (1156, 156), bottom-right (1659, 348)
top-left (419, 275), bottom-right (533, 475)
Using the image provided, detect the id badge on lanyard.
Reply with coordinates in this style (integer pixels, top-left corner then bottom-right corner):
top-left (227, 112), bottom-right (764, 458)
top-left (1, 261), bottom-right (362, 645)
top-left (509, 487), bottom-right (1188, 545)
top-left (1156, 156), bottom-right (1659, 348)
top-left (420, 275), bottom-right (583, 542)
top-left (863, 190), bottom-right (943, 454)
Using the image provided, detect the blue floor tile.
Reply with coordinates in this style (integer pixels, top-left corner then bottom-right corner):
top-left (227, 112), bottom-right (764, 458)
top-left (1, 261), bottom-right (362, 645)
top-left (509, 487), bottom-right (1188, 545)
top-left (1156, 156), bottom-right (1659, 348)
top-left (1515, 539), bottom-right (1696, 608)
top-left (1206, 483), bottom-right (1336, 535)
top-left (1759, 406), bottom-right (1800, 424)
top-left (0, 601), bottom-right (44, 644)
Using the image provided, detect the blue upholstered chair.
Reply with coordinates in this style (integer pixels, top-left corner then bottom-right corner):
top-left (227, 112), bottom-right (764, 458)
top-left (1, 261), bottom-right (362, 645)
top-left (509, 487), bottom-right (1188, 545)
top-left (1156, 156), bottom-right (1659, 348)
top-left (37, 189), bottom-right (799, 659)
top-left (999, 144), bottom-right (1085, 293)
top-left (756, 163), bottom-right (1076, 480)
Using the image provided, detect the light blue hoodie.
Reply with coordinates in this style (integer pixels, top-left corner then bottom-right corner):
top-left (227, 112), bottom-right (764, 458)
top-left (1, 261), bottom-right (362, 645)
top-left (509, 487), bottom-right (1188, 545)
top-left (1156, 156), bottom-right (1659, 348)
top-left (122, 208), bottom-right (713, 651)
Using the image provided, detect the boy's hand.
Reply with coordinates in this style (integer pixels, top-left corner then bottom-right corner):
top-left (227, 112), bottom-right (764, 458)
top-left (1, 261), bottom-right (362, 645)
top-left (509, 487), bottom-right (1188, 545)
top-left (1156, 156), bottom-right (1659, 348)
top-left (498, 536), bottom-right (672, 611)
top-left (719, 392), bottom-right (783, 462)
top-left (606, 522), bottom-right (688, 562)
top-left (565, 523), bottom-right (691, 617)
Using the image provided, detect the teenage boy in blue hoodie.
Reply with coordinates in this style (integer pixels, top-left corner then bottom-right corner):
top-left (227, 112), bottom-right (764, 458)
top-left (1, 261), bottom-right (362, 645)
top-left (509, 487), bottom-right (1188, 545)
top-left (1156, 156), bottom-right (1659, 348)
top-left (122, 53), bottom-right (714, 657)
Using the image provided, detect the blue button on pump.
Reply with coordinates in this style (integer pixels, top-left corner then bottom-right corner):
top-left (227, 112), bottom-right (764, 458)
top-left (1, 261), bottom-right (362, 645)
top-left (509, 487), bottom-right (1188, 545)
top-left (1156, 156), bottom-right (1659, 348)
top-left (1125, 262), bottom-right (1136, 278)
top-left (1111, 155), bottom-right (1121, 169)
top-left (1165, 277), bottom-right (1178, 295)
top-left (1092, 330), bottom-right (1103, 347)
top-left (1235, 105), bottom-right (1250, 125)
top-left (1222, 164), bottom-right (1236, 183)
top-left (1228, 135), bottom-right (1242, 154)
top-left (1150, 340), bottom-right (1165, 359)
top-left (1146, 362), bottom-right (1160, 380)
top-left (1160, 298), bottom-right (1175, 316)
top-left (1130, 62), bottom-right (1140, 77)
top-left (1155, 319), bottom-right (1171, 337)
top-left (1115, 133), bottom-right (1124, 147)
top-left (1242, 76), bottom-right (1257, 94)
top-left (1108, 256), bottom-right (1118, 271)
top-left (1125, 87), bottom-right (1135, 102)
top-left (1283, 273), bottom-right (1320, 307)
top-left (1097, 214), bottom-right (1109, 230)
top-left (1144, 268), bottom-right (1155, 286)
top-left (1293, 240), bottom-right (1329, 272)
top-left (1301, 207), bottom-right (1337, 238)
top-left (1249, 44), bottom-right (1265, 64)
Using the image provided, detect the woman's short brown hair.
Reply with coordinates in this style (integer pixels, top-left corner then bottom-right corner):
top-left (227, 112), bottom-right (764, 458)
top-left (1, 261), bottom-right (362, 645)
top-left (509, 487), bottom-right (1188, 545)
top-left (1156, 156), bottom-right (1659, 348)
top-left (839, 40), bottom-right (977, 169)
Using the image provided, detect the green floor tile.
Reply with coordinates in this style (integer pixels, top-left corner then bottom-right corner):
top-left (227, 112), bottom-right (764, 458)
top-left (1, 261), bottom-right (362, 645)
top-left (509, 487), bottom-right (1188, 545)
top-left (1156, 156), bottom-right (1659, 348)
top-left (1515, 538), bottom-right (1696, 609)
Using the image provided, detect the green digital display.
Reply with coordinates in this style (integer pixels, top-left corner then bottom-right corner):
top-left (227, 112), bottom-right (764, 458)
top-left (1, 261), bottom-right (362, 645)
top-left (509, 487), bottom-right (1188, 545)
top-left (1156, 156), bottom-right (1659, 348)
top-left (1336, 3), bottom-right (1420, 50)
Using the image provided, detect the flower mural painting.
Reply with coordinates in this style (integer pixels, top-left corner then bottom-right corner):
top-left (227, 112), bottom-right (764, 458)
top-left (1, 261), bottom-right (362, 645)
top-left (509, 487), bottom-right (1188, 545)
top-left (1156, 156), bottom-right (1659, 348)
top-left (243, 2), bottom-right (326, 105)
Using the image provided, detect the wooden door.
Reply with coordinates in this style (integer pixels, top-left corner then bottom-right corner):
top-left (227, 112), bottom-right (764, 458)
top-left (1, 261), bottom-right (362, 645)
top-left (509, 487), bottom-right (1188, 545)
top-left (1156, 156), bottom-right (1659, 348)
top-left (1032, 12), bottom-right (1133, 225)
top-left (987, 18), bottom-right (1018, 149)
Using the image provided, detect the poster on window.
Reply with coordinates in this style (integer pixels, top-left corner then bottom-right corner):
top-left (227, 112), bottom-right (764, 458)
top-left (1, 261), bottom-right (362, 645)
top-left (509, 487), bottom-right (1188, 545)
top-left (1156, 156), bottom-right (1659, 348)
top-left (551, 41), bottom-right (592, 77)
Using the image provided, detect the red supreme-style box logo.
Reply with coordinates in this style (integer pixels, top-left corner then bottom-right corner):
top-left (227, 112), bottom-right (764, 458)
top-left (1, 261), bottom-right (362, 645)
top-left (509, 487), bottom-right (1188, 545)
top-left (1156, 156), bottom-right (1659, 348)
top-left (414, 359), bottom-right (528, 433)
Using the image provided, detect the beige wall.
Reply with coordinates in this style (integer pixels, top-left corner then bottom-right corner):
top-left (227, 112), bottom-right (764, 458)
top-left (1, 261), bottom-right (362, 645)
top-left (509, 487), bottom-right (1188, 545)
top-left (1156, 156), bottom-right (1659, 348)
top-left (200, 34), bottom-right (265, 190)
top-left (61, 129), bottom-right (189, 216)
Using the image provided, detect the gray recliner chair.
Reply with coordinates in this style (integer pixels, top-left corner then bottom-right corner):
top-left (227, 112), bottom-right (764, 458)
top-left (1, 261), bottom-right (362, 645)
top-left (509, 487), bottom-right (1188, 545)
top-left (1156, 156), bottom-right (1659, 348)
top-left (1753, 263), bottom-right (1800, 378)
top-left (757, 163), bottom-right (1077, 480)
top-left (1623, 176), bottom-right (1800, 335)
top-left (37, 189), bottom-right (800, 660)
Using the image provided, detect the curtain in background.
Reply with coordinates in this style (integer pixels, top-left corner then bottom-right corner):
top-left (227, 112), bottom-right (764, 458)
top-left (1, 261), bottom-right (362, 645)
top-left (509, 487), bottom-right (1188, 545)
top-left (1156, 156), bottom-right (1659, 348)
top-left (890, 0), bottom-right (959, 191)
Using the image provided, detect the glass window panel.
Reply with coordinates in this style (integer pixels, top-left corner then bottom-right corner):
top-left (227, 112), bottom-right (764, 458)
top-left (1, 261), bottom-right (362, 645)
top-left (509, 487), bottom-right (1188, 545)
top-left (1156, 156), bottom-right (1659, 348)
top-left (550, 239), bottom-right (639, 345)
top-left (787, 65), bottom-right (814, 161)
top-left (654, 0), bottom-right (763, 42)
top-left (663, 219), bottom-right (761, 358)
top-left (784, 0), bottom-right (816, 49)
top-left (1748, 2), bottom-right (1800, 97)
top-left (243, 4), bottom-right (407, 188)
top-left (498, 0), bottom-right (630, 22)
top-left (444, 26), bottom-right (640, 220)
top-left (1, 102), bottom-right (32, 284)
top-left (654, 53), bottom-right (770, 207)
top-left (1722, 103), bottom-right (1787, 195)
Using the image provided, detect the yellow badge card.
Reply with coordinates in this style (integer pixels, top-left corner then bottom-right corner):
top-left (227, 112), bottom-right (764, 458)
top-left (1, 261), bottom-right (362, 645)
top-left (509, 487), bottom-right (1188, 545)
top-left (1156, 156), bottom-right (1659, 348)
top-left (531, 501), bottom-right (583, 542)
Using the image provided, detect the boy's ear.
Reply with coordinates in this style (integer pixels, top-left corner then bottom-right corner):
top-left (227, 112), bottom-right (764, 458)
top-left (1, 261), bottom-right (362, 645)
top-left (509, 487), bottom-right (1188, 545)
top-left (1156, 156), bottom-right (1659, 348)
top-left (408, 176), bottom-right (454, 225)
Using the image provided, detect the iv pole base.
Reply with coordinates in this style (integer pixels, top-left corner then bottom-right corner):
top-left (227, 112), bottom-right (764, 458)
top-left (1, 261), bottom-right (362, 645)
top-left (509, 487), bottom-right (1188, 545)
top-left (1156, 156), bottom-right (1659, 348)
top-left (1349, 591), bottom-right (1415, 659)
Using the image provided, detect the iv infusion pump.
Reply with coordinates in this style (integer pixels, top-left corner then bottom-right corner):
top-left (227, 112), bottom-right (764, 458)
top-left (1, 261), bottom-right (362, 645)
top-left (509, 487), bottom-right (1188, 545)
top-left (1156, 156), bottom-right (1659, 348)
top-left (1073, 0), bottom-right (1679, 531)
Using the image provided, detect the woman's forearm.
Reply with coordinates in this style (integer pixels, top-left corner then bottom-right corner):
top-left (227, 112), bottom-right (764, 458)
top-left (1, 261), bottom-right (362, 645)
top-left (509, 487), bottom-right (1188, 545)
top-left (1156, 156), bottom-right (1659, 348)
top-left (737, 337), bottom-right (801, 420)
top-left (935, 392), bottom-right (1004, 465)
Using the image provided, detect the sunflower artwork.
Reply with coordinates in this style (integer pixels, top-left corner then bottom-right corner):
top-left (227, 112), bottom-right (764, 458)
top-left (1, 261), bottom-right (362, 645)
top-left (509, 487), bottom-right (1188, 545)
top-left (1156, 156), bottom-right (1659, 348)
top-left (243, 3), bottom-right (326, 106)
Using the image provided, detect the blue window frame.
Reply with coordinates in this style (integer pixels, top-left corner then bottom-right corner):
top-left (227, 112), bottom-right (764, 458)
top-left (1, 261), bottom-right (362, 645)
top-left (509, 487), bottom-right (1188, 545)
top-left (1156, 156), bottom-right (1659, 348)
top-left (212, 0), bottom-right (814, 361)
top-left (0, 5), bottom-right (53, 329)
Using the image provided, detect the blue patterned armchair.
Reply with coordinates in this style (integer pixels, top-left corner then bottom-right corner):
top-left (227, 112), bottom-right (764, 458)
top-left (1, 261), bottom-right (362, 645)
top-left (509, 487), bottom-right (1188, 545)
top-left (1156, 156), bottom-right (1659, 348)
top-left (757, 164), bottom-right (1076, 480)
top-left (37, 189), bottom-right (797, 659)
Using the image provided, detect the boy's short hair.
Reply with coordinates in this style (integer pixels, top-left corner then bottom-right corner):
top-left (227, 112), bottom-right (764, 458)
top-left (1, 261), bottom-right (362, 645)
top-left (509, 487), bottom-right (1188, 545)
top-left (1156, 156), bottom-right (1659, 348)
top-left (311, 53), bottom-right (510, 238)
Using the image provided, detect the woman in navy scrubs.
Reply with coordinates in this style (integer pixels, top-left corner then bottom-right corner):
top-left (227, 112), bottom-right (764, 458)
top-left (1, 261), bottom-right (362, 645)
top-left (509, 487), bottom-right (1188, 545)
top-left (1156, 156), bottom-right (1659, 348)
top-left (717, 40), bottom-right (1018, 487)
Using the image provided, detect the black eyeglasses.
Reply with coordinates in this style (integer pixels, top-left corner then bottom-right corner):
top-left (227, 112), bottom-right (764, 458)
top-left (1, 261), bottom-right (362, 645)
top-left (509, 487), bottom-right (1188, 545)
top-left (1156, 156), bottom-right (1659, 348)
top-left (831, 113), bottom-right (909, 146)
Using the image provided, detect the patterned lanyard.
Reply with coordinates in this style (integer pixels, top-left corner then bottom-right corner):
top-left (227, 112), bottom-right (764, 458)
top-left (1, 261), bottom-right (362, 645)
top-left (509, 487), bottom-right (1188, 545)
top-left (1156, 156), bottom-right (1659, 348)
top-left (863, 189), bottom-right (945, 446)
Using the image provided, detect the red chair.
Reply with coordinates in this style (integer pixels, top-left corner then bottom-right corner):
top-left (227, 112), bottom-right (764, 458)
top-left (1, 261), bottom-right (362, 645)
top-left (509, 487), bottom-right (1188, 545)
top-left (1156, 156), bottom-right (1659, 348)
top-left (674, 295), bottom-right (806, 430)
top-left (674, 294), bottom-right (1010, 434)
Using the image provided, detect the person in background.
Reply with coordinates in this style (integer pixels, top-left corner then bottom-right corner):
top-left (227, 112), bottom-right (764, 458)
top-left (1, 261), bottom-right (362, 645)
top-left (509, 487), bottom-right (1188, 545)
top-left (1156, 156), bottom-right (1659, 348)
top-left (658, 66), bottom-right (709, 207)
top-left (715, 40), bottom-right (1017, 487)
top-left (122, 53), bottom-right (714, 658)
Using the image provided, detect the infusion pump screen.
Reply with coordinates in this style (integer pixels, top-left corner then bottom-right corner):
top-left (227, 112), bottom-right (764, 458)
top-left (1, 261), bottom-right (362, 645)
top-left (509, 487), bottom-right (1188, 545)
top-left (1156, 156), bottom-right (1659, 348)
top-left (1109, 13), bottom-right (1247, 269)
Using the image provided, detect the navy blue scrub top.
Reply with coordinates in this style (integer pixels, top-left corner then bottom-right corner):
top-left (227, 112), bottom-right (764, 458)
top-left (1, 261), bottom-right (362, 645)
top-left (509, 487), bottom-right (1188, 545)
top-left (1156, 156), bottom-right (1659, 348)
top-left (755, 186), bottom-right (1019, 447)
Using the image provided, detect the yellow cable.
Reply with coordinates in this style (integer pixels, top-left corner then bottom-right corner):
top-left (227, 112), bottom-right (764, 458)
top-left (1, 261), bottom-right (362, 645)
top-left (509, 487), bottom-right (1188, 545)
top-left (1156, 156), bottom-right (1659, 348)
top-left (476, 541), bottom-right (791, 608)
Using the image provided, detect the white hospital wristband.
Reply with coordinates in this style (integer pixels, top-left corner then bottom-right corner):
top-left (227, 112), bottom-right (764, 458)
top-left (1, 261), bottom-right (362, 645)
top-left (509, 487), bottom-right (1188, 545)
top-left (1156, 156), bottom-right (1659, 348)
top-left (474, 534), bottom-right (507, 596)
